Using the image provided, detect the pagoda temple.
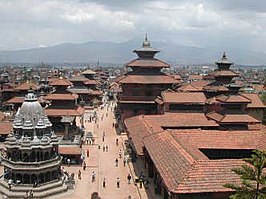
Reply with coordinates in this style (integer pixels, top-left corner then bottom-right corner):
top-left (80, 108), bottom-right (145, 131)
top-left (117, 35), bottom-right (179, 120)
top-left (204, 53), bottom-right (262, 130)
top-left (68, 72), bottom-right (102, 106)
top-left (44, 77), bottom-right (84, 138)
top-left (0, 90), bottom-right (67, 198)
top-left (204, 52), bottom-right (239, 97)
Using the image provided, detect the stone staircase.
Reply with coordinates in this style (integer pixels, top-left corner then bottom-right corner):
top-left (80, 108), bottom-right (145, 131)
top-left (0, 178), bottom-right (68, 199)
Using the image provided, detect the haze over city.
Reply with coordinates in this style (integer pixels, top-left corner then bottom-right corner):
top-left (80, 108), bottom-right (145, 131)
top-left (0, 0), bottom-right (266, 65)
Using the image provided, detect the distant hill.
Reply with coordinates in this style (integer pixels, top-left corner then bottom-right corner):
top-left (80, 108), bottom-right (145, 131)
top-left (0, 38), bottom-right (265, 65)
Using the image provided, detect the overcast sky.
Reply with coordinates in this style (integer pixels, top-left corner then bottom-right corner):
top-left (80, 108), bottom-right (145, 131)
top-left (0, 0), bottom-right (266, 56)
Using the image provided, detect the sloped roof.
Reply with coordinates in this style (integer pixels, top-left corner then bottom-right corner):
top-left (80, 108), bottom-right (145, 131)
top-left (161, 91), bottom-right (206, 104)
top-left (211, 70), bottom-right (238, 77)
top-left (59, 146), bottom-right (82, 155)
top-left (125, 113), bottom-right (219, 156)
top-left (143, 129), bottom-right (265, 194)
top-left (4, 96), bottom-right (25, 104)
top-left (45, 106), bottom-right (84, 117)
top-left (44, 93), bottom-right (78, 101)
top-left (216, 94), bottom-right (251, 103)
top-left (206, 112), bottom-right (260, 123)
top-left (118, 74), bottom-right (177, 84)
top-left (242, 93), bottom-right (266, 108)
top-left (82, 69), bottom-right (96, 75)
top-left (49, 77), bottom-right (72, 86)
top-left (69, 75), bottom-right (89, 82)
top-left (0, 121), bottom-right (12, 135)
top-left (126, 58), bottom-right (170, 68)
top-left (15, 82), bottom-right (38, 91)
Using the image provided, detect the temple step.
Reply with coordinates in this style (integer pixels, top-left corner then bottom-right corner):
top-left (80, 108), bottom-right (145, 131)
top-left (0, 179), bottom-right (68, 199)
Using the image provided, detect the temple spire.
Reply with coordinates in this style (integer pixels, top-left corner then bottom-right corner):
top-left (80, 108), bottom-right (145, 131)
top-left (133, 34), bottom-right (159, 58)
top-left (143, 33), bottom-right (150, 47)
top-left (215, 51), bottom-right (233, 70)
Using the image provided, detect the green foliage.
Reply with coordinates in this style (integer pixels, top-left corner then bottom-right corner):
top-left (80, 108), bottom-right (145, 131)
top-left (224, 150), bottom-right (266, 199)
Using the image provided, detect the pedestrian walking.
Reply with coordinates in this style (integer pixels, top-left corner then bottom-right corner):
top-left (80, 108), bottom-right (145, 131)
top-left (115, 158), bottom-right (118, 167)
top-left (87, 149), bottom-right (90, 157)
top-left (119, 149), bottom-right (122, 158)
top-left (116, 177), bottom-right (120, 188)
top-left (103, 177), bottom-right (106, 188)
top-left (123, 157), bottom-right (126, 167)
top-left (78, 170), bottom-right (81, 179)
top-left (105, 145), bottom-right (108, 152)
top-left (127, 174), bottom-right (132, 184)
top-left (92, 138), bottom-right (95, 145)
top-left (86, 138), bottom-right (89, 145)
top-left (102, 135), bottom-right (105, 142)
top-left (92, 171), bottom-right (96, 182)
top-left (103, 145), bottom-right (105, 152)
top-left (67, 158), bottom-right (70, 166)
top-left (83, 162), bottom-right (86, 171)
top-left (103, 131), bottom-right (105, 137)
top-left (113, 122), bottom-right (115, 128)
top-left (116, 138), bottom-right (118, 146)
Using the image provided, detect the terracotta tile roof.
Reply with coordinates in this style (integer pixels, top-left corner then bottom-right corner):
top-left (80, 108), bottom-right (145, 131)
top-left (211, 70), bottom-right (238, 77)
top-left (4, 96), bottom-right (24, 104)
top-left (125, 113), bottom-right (218, 155)
top-left (84, 79), bottom-right (99, 85)
top-left (143, 131), bottom-right (195, 192)
top-left (189, 75), bottom-right (203, 80)
top-left (15, 82), bottom-right (38, 91)
top-left (175, 159), bottom-right (242, 193)
top-left (44, 93), bottom-right (78, 101)
top-left (206, 112), bottom-right (260, 123)
top-left (177, 84), bottom-right (200, 92)
top-left (147, 113), bottom-right (219, 128)
top-left (49, 77), bottom-right (72, 86)
top-left (125, 115), bottom-right (156, 155)
top-left (190, 80), bottom-right (210, 88)
top-left (82, 69), bottom-right (96, 75)
top-left (119, 74), bottom-right (177, 84)
top-left (252, 84), bottom-right (264, 92)
top-left (58, 146), bottom-right (82, 155)
top-left (242, 93), bottom-right (266, 108)
top-left (172, 74), bottom-right (182, 80)
top-left (170, 129), bottom-right (265, 150)
top-left (45, 106), bottom-right (84, 117)
top-left (69, 75), bottom-right (89, 82)
top-left (178, 80), bottom-right (210, 92)
top-left (216, 94), bottom-right (251, 103)
top-left (161, 91), bottom-right (206, 104)
top-left (0, 121), bottom-right (12, 135)
top-left (126, 58), bottom-right (170, 68)
top-left (143, 129), bottom-right (266, 194)
top-left (204, 85), bottom-right (229, 92)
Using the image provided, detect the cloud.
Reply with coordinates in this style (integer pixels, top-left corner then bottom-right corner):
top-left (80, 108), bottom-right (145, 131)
top-left (0, 0), bottom-right (265, 62)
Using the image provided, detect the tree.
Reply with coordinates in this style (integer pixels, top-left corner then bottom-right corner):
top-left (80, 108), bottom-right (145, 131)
top-left (224, 150), bottom-right (266, 199)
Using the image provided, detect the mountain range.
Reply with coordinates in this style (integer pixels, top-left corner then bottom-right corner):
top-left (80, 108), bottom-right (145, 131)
top-left (0, 38), bottom-right (265, 66)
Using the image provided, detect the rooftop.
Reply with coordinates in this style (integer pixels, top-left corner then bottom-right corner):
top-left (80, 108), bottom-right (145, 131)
top-left (143, 129), bottom-right (265, 194)
top-left (161, 91), bottom-right (206, 104)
